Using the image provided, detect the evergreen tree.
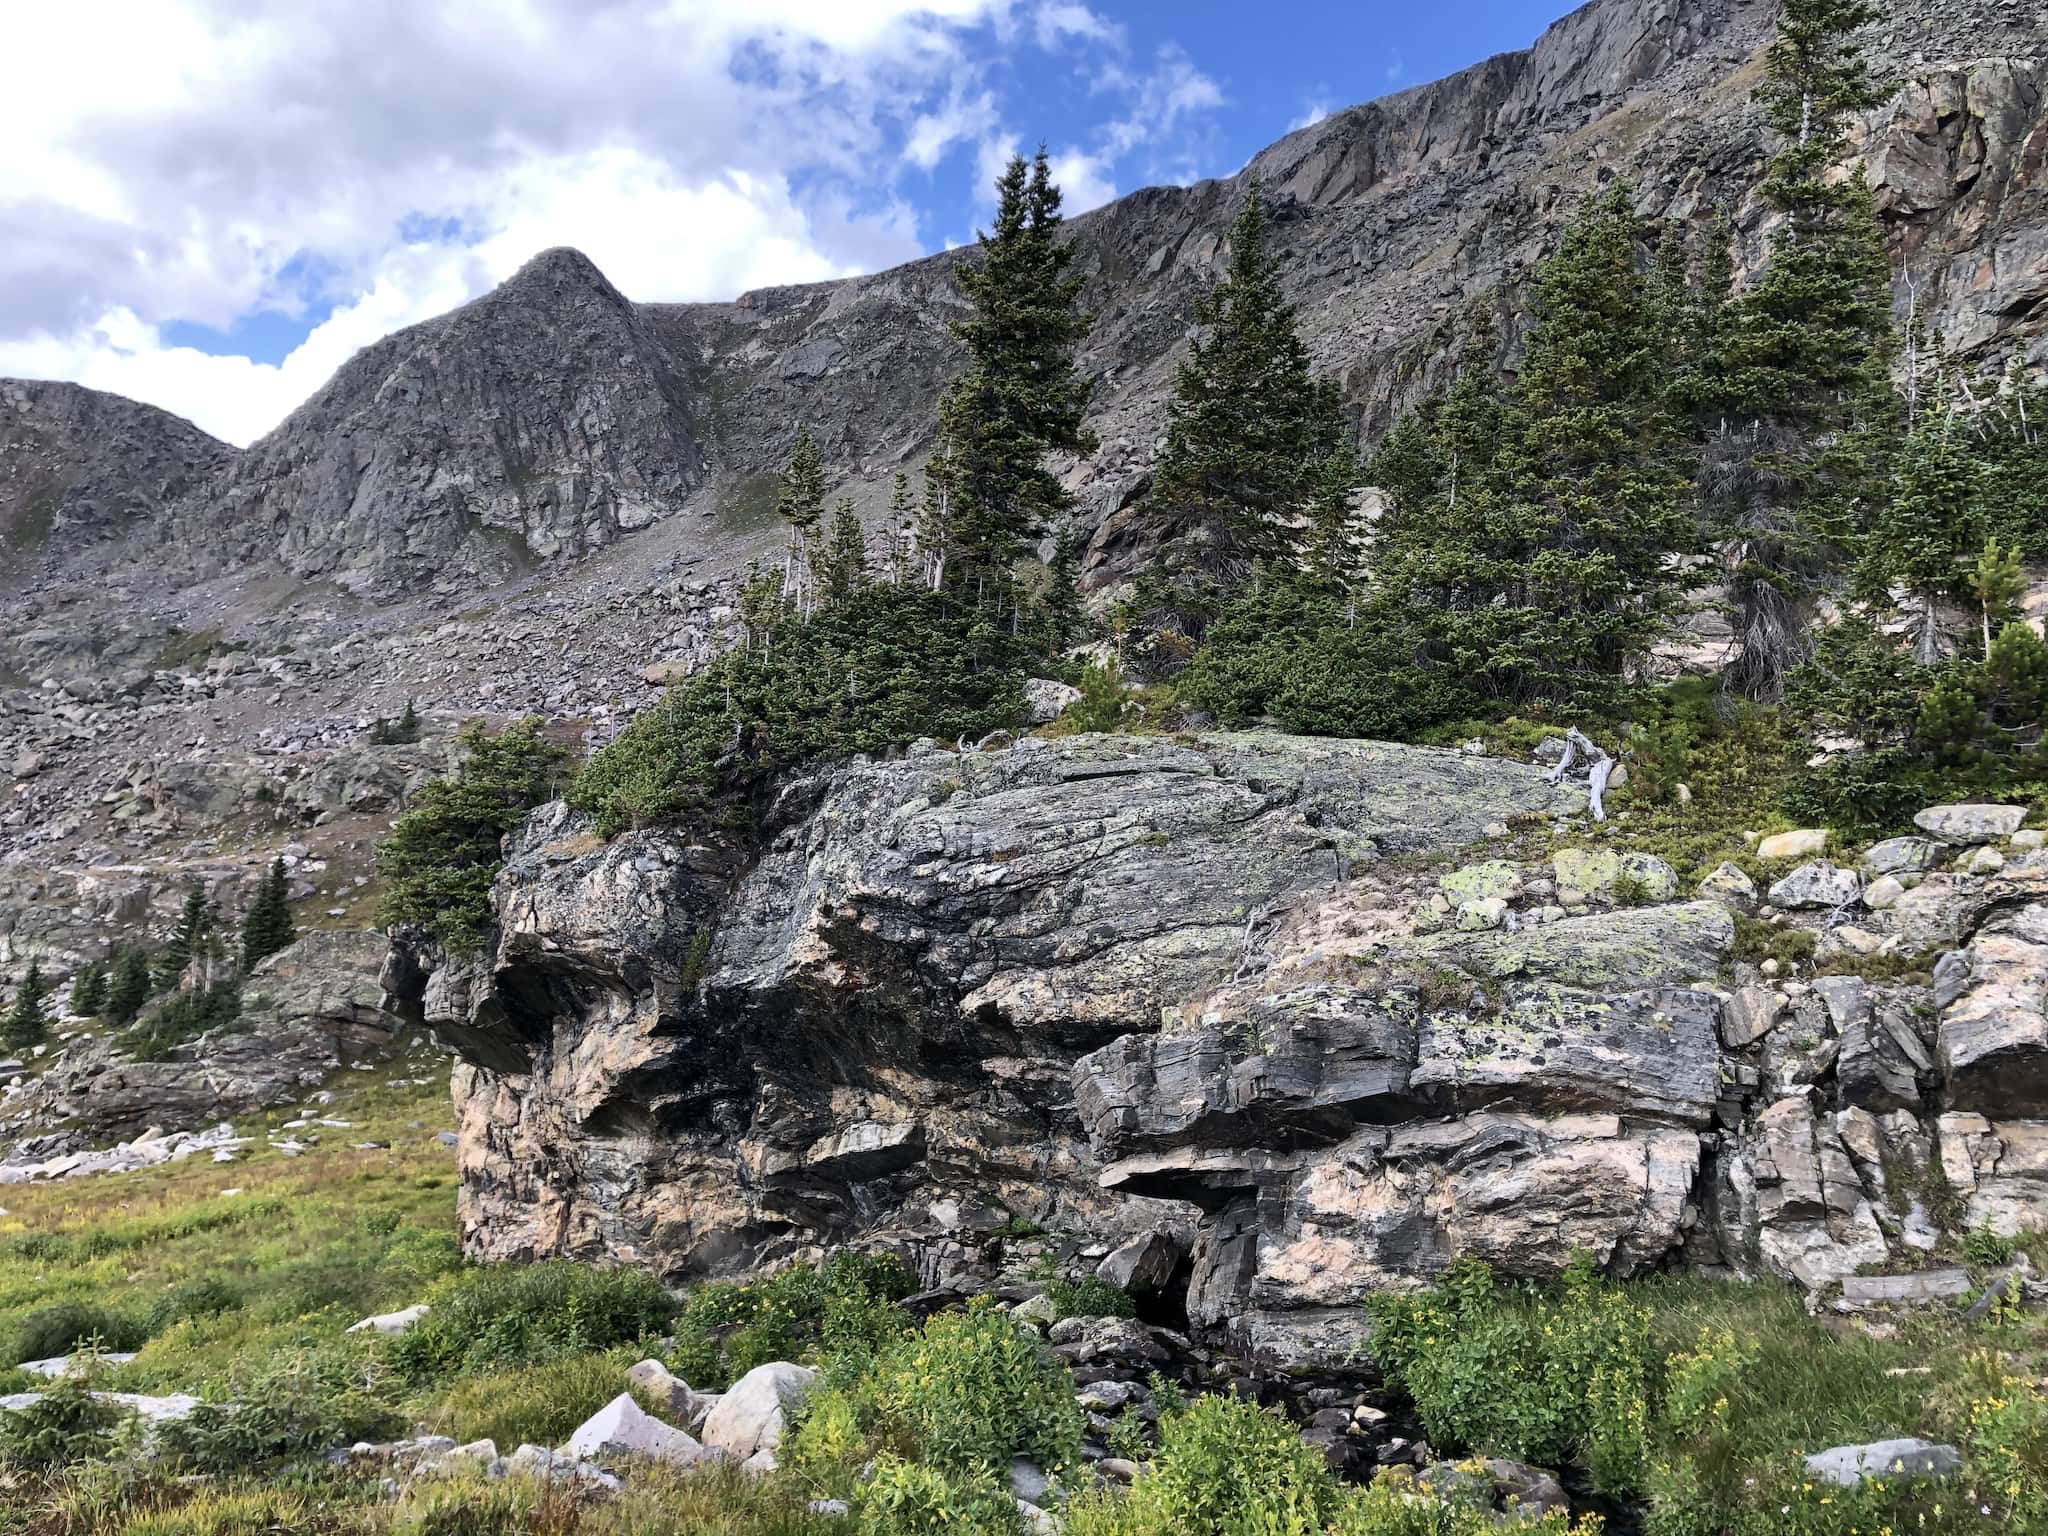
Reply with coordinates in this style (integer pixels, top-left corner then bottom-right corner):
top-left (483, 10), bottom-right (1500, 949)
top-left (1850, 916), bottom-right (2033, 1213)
top-left (1862, 394), bottom-right (1980, 660)
top-left (106, 947), bottom-right (151, 1024)
top-left (1973, 358), bottom-right (2048, 559)
top-left (2, 963), bottom-right (49, 1052)
top-left (886, 471), bottom-right (916, 585)
top-left (155, 886), bottom-right (213, 992)
top-left (777, 429), bottom-right (827, 611)
top-left (1372, 189), bottom-right (1694, 705)
top-left (376, 719), bottom-right (569, 953)
top-left (1301, 441), bottom-right (1366, 599)
top-left (820, 500), bottom-right (868, 602)
top-left (1151, 182), bottom-right (1346, 589)
top-left (69, 959), bottom-right (108, 1018)
top-left (1710, 0), bottom-right (1893, 697)
top-left (1971, 537), bottom-right (2026, 658)
top-left (937, 148), bottom-right (1095, 610)
top-left (1036, 523), bottom-right (1086, 648)
top-left (915, 458), bottom-right (954, 593)
top-left (239, 857), bottom-right (297, 972)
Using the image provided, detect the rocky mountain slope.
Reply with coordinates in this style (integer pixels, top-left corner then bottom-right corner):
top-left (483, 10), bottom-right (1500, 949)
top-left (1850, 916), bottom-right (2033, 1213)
top-left (0, 0), bottom-right (2039, 877)
top-left (8, 0), bottom-right (2045, 605)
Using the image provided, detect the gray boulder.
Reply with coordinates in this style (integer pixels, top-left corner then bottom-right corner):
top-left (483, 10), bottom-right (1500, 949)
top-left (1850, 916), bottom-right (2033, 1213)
top-left (563, 1392), bottom-right (707, 1466)
top-left (1097, 1231), bottom-right (1182, 1295)
top-left (1914, 804), bottom-right (2027, 846)
top-left (1767, 860), bottom-right (1860, 910)
top-left (1804, 1438), bottom-right (1961, 1488)
top-left (701, 1363), bottom-right (816, 1463)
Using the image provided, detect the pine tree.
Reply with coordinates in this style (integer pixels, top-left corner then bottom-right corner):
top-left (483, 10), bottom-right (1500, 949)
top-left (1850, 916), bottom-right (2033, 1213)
top-left (69, 960), bottom-right (108, 1018)
top-left (239, 857), bottom-right (296, 972)
top-left (820, 500), bottom-right (868, 602)
top-left (1863, 394), bottom-right (1980, 660)
top-left (1151, 182), bottom-right (1346, 588)
top-left (886, 471), bottom-right (916, 586)
top-left (1372, 189), bottom-right (1694, 705)
top-left (2, 963), bottom-right (49, 1052)
top-left (777, 429), bottom-right (827, 612)
top-left (1711, 0), bottom-right (1893, 697)
top-left (106, 947), bottom-right (151, 1024)
top-left (937, 148), bottom-right (1096, 611)
top-left (155, 886), bottom-right (213, 992)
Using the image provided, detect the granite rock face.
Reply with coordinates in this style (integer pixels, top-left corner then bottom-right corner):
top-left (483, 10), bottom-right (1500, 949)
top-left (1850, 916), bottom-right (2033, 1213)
top-left (439, 734), bottom-right (1581, 1280)
top-left (0, 379), bottom-right (233, 572)
top-left (431, 737), bottom-right (2048, 1368)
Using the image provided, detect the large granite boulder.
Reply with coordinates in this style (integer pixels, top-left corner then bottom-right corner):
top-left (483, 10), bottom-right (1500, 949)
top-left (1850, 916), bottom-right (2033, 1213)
top-left (440, 734), bottom-right (1581, 1276)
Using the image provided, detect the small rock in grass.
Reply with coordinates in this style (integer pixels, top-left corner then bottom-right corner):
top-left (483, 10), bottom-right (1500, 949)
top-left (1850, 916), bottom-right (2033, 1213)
top-left (1803, 1438), bottom-right (1960, 1488)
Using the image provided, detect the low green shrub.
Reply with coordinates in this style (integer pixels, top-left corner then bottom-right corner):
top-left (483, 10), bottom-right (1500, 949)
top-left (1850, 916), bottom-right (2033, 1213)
top-left (1042, 1275), bottom-right (1136, 1321)
top-left (1124, 1391), bottom-right (1340, 1536)
top-left (669, 1251), bottom-right (915, 1393)
top-left (791, 1301), bottom-right (1081, 1485)
top-left (157, 1344), bottom-right (404, 1471)
top-left (1368, 1257), bottom-right (1653, 1494)
top-left (376, 718), bottom-right (569, 953)
top-left (146, 1277), bottom-right (242, 1335)
top-left (10, 1301), bottom-right (150, 1364)
top-left (387, 1261), bottom-right (678, 1384)
top-left (570, 585), bottom-right (1028, 838)
top-left (854, 1455), bottom-right (1023, 1536)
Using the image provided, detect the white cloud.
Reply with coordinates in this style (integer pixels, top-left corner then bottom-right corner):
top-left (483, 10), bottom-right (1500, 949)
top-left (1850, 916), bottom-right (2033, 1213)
top-left (1048, 150), bottom-right (1117, 215)
top-left (1289, 100), bottom-right (1332, 132)
top-left (0, 0), bottom-right (1233, 443)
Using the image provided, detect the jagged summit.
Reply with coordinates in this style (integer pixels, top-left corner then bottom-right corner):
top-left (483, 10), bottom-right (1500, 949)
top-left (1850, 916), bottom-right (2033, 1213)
top-left (2, 0), bottom-right (2041, 599)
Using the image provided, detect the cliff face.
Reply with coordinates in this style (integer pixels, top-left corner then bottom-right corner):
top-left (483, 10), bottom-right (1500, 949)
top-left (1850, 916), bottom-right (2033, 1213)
top-left (3, 0), bottom-right (2042, 598)
top-left (432, 732), bottom-right (2048, 1367)
top-left (0, 380), bottom-right (234, 583)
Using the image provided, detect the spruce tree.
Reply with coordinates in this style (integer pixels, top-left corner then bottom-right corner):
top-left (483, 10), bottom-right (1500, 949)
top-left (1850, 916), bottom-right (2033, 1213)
top-left (239, 857), bottom-right (296, 972)
top-left (70, 960), bottom-right (107, 1018)
top-left (1711, 0), bottom-right (1893, 697)
top-left (821, 500), bottom-right (868, 602)
top-left (2, 963), bottom-right (49, 1052)
top-left (155, 886), bottom-right (213, 992)
top-left (1863, 395), bottom-right (1980, 660)
top-left (937, 148), bottom-right (1095, 611)
top-left (1373, 189), bottom-right (1694, 705)
top-left (1151, 182), bottom-right (1346, 587)
top-left (886, 471), bottom-right (916, 585)
top-left (777, 429), bottom-right (827, 611)
top-left (106, 947), bottom-right (151, 1024)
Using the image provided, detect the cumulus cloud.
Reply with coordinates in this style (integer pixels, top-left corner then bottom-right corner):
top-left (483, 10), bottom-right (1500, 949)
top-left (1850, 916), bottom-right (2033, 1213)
top-left (0, 0), bottom-right (1228, 443)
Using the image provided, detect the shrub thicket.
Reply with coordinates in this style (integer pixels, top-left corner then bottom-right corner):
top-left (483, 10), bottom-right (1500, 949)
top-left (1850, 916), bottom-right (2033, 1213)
top-left (386, 1261), bottom-right (676, 1385)
top-left (570, 585), bottom-right (1027, 838)
top-left (376, 719), bottom-right (567, 953)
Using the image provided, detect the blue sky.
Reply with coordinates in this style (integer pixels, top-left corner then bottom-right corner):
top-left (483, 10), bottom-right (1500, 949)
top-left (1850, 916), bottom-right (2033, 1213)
top-left (0, 1), bottom-right (1573, 442)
